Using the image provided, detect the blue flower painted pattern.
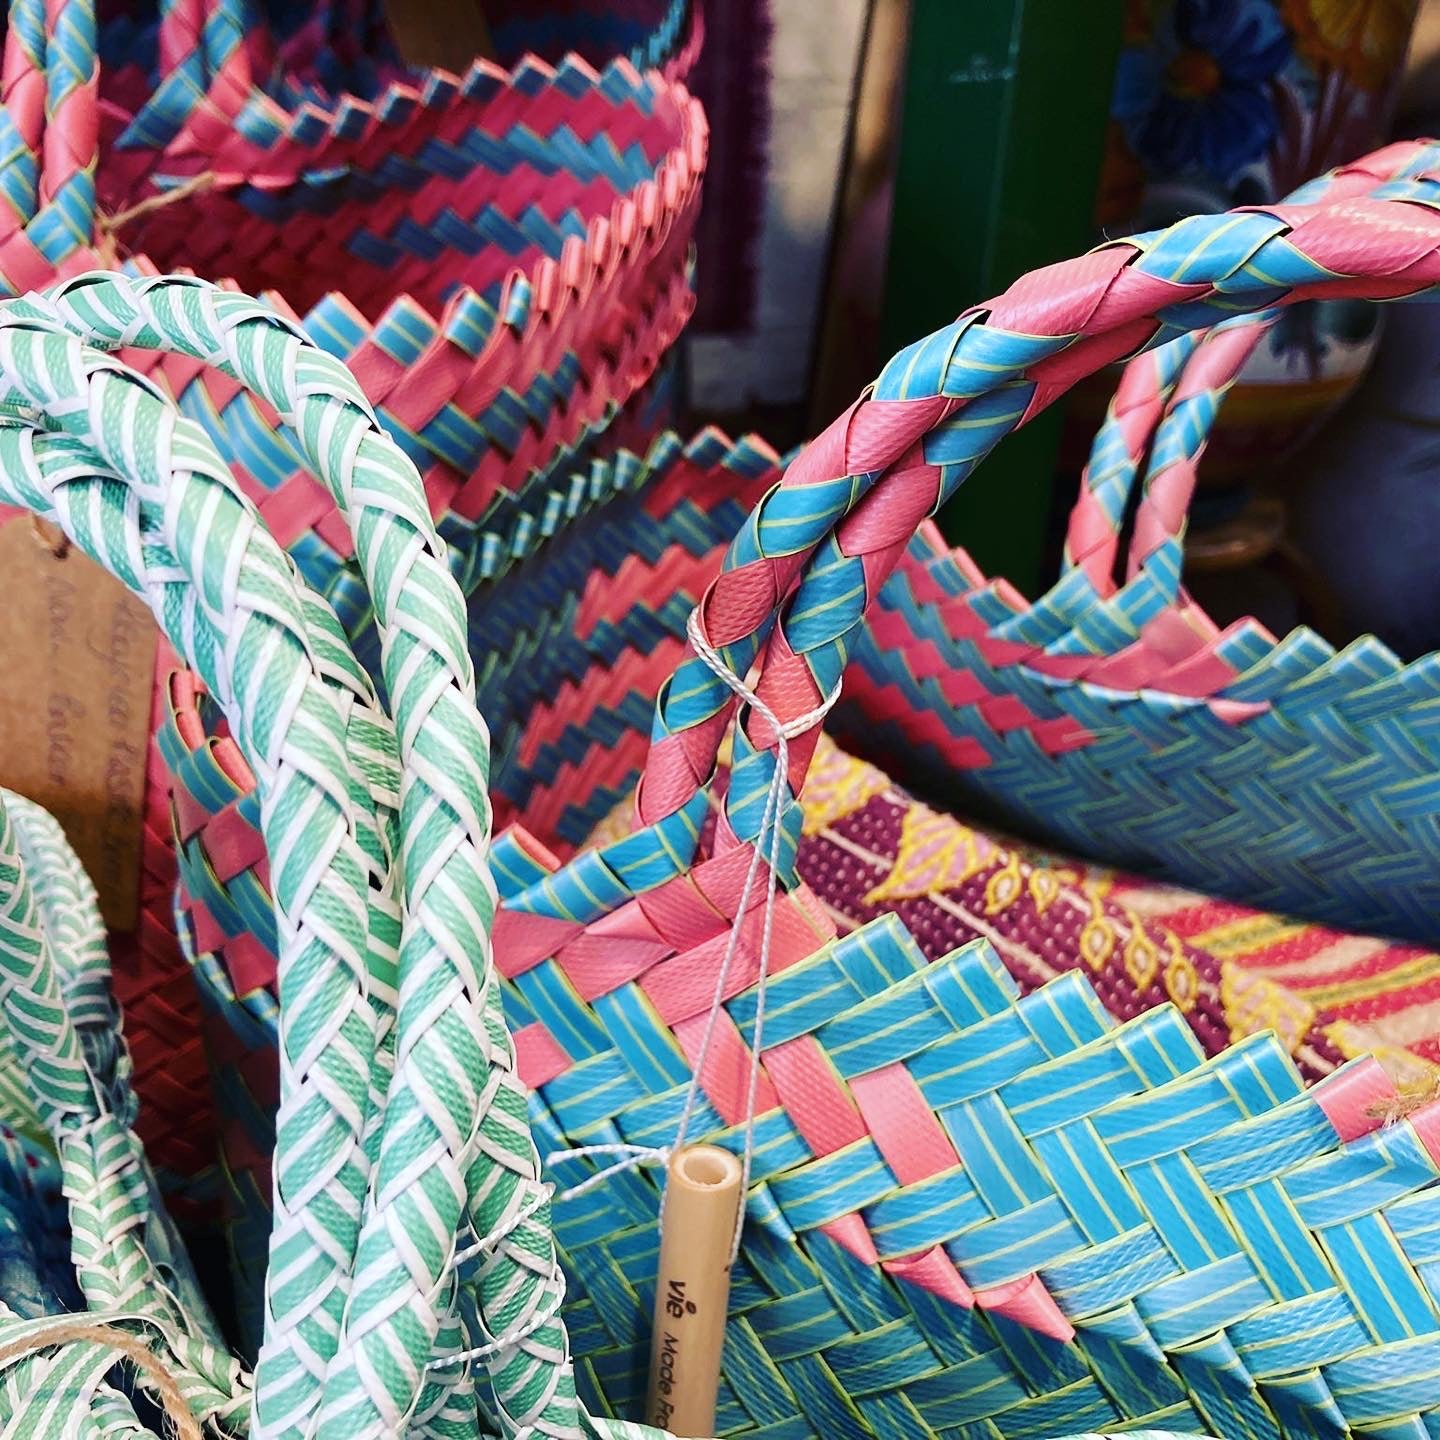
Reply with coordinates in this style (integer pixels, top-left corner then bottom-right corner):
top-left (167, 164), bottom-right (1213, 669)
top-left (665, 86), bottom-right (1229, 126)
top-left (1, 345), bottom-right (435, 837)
top-left (1114, 0), bottom-right (1293, 178)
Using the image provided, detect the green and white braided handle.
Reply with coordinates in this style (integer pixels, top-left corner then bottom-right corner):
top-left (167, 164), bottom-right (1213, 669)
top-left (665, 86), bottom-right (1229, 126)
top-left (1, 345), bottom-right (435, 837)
top-left (0, 273), bottom-right (1231, 1440)
top-left (0, 783), bottom-right (245, 1430)
top-left (0, 271), bottom-right (572, 1438)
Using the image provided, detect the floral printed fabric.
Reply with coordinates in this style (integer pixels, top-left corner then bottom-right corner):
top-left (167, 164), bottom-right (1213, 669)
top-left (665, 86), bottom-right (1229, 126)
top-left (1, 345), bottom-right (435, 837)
top-left (792, 736), bottom-right (1439, 1098)
top-left (591, 735), bottom-right (1439, 1101)
top-left (1104, 0), bottom-right (1417, 221)
top-left (1113, 0), bottom-right (1294, 178)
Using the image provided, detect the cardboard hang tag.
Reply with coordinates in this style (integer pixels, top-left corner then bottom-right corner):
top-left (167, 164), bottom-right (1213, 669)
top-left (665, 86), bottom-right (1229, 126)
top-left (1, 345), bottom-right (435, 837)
top-left (0, 519), bottom-right (156, 931)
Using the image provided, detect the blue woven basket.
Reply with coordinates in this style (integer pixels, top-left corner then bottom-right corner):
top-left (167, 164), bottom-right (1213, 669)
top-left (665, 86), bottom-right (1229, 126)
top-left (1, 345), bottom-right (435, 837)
top-left (828, 141), bottom-right (1440, 946)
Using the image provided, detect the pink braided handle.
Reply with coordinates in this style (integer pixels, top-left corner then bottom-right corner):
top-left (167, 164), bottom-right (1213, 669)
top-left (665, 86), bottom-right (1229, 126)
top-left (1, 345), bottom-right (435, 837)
top-left (635, 188), bottom-right (1440, 868)
top-left (0, 0), bottom-right (102, 292)
top-left (1120, 320), bottom-right (1269, 586)
top-left (1062, 138), bottom-right (1440, 603)
top-left (155, 0), bottom-right (258, 133)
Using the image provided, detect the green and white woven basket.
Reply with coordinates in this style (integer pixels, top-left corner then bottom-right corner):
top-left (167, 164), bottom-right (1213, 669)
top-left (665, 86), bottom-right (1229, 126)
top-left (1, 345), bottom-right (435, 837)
top-left (0, 269), bottom-right (1235, 1440)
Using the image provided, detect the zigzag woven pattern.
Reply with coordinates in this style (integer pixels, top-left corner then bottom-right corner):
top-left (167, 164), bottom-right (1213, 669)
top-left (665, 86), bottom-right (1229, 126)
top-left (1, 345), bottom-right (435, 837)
top-left (1050, 138), bottom-right (1440, 637)
top-left (157, 428), bottom-right (778, 1347)
top-left (1045, 156), bottom-right (1440, 677)
top-left (0, 0), bottom-right (708, 1206)
top-left (473, 160), bottom-right (1440, 956)
top-left (165, 688), bottom-right (1440, 1439)
top-left (98, 8), bottom-right (703, 319)
top-left (844, 412), bottom-right (1440, 936)
top-left (452, 177), bottom-right (1440, 1437)
top-left (0, 0), bottom-right (97, 294)
top-left (827, 140), bottom-right (1440, 944)
top-left (168, 650), bottom-right (1440, 1428)
top-left (838, 533), bottom-right (1440, 942)
top-left (495, 830), bottom-right (1440, 1438)
top-left (0, 784), bottom-right (246, 1426)
top-left (1002, 146), bottom-right (1440, 679)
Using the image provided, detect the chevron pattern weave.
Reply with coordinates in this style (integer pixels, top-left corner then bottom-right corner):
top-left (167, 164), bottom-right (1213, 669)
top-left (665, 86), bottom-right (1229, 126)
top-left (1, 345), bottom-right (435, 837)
top-left (464, 175), bottom-right (1440, 1437)
top-left (0, 0), bottom-right (707, 1208)
top-left (0, 271), bottom-right (590, 1438)
top-left (7, 64), bottom-right (1440, 1440)
top-left (1053, 138), bottom-right (1440, 638)
top-left (834, 165), bottom-right (1440, 945)
top-left (493, 167), bottom-right (1440, 942)
top-left (156, 427), bottom-right (781, 1349)
top-left (497, 837), bottom-right (1440, 1438)
top-left (0, 0), bottom-right (97, 293)
top-left (830, 142), bottom-right (1440, 944)
top-left (4, 204), bottom-right (1440, 1440)
top-left (0, 784), bottom-right (246, 1425)
top-left (97, 0), bottom-right (701, 319)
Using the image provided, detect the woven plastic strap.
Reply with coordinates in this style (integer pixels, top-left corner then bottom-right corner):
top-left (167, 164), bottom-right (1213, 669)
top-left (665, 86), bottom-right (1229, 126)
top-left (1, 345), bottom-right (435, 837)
top-left (0, 300), bottom-right (406, 1429)
top-left (504, 181), bottom-right (1440, 927)
top-left (1018, 138), bottom-right (1440, 655)
top-left (1, 0), bottom-right (705, 1222)
top-left (1043, 140), bottom-right (1440, 661)
top-left (0, 0), bottom-right (100, 292)
top-left (109, 0), bottom-right (697, 208)
top-left (0, 786), bottom-right (247, 1427)
top-left (0, 274), bottom-right (578, 1438)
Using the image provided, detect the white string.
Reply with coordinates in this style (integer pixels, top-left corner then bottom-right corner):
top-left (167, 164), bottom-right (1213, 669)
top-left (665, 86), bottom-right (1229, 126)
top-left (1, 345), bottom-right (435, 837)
top-left (449, 606), bottom-right (842, 1374)
top-left (422, 1295), bottom-right (566, 1372)
top-left (544, 1143), bottom-right (670, 1200)
top-left (668, 607), bottom-right (842, 1259)
top-left (450, 1181), bottom-right (555, 1269)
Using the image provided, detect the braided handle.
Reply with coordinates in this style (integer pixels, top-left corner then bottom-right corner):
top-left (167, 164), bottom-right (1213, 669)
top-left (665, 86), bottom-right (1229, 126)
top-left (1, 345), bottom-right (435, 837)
top-left (0, 0), bottom-right (99, 293)
top-left (1, 274), bottom-right (579, 1438)
top-left (0, 301), bottom-right (406, 1428)
top-left (124, 0), bottom-right (253, 156)
top-left (504, 178), bottom-right (1440, 931)
top-left (0, 779), bottom-right (246, 1427)
top-left (1061, 138), bottom-right (1440, 604)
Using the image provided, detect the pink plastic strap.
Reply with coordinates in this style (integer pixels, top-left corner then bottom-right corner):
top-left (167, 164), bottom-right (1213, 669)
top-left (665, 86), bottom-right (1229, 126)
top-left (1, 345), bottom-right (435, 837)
top-left (1314, 1055), bottom-right (1396, 1143)
top-left (883, 1247), bottom-right (975, 1308)
top-left (1410, 1100), bottom-right (1440, 1166)
top-left (850, 1065), bottom-right (959, 1185)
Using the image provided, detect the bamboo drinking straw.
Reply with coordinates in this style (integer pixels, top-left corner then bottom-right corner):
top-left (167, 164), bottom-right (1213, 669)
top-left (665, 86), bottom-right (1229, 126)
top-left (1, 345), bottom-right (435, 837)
top-left (645, 1145), bottom-right (744, 1437)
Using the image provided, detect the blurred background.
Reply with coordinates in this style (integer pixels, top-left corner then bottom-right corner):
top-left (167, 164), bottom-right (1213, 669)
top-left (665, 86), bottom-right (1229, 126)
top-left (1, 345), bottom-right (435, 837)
top-left (687, 0), bottom-right (1440, 657)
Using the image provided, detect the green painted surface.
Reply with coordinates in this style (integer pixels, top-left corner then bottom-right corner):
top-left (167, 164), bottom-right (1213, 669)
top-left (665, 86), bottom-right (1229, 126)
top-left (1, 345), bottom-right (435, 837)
top-left (881, 0), bottom-right (1124, 594)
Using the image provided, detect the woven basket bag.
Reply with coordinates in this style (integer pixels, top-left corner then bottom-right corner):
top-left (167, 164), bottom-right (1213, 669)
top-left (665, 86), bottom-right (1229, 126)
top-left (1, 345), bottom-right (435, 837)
top-left (92, 0), bottom-right (699, 312)
top-left (0, 267), bottom-right (1208, 1440)
top-left (473, 179), bottom-right (1440, 1437)
top-left (98, 177), bottom-right (1440, 1434)
top-left (163, 427), bottom-right (784, 1352)
top-left (165, 397), bottom-right (1439, 1358)
top-left (834, 137), bottom-right (1440, 947)
top-left (0, 0), bottom-right (706, 1208)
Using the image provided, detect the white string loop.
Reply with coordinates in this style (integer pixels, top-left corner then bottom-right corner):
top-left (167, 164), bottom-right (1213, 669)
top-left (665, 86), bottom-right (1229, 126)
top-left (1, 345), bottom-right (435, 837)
top-left (470, 601), bottom-right (843, 1392)
top-left (667, 607), bottom-right (841, 1258)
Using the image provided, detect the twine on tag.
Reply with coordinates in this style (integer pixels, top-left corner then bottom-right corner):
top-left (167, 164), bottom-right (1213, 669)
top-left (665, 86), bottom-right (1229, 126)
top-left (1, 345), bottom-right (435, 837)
top-left (0, 1322), bottom-right (202, 1440)
top-left (96, 172), bottom-right (220, 238)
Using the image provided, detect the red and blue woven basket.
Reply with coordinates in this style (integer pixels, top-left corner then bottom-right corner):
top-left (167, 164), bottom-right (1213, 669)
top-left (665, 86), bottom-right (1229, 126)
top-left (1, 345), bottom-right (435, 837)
top-left (833, 139), bottom-right (1440, 948)
top-left (0, 0), bottom-right (708, 1210)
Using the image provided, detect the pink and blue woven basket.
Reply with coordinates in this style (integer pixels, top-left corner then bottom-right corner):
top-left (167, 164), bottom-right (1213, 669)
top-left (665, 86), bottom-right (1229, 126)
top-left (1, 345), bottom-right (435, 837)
top-left (0, 0), bottom-right (706, 1205)
top-left (5, 5), bottom-right (1440, 1435)
top-left (150, 154), bottom-right (1440, 1435)
top-left (836, 140), bottom-right (1440, 948)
